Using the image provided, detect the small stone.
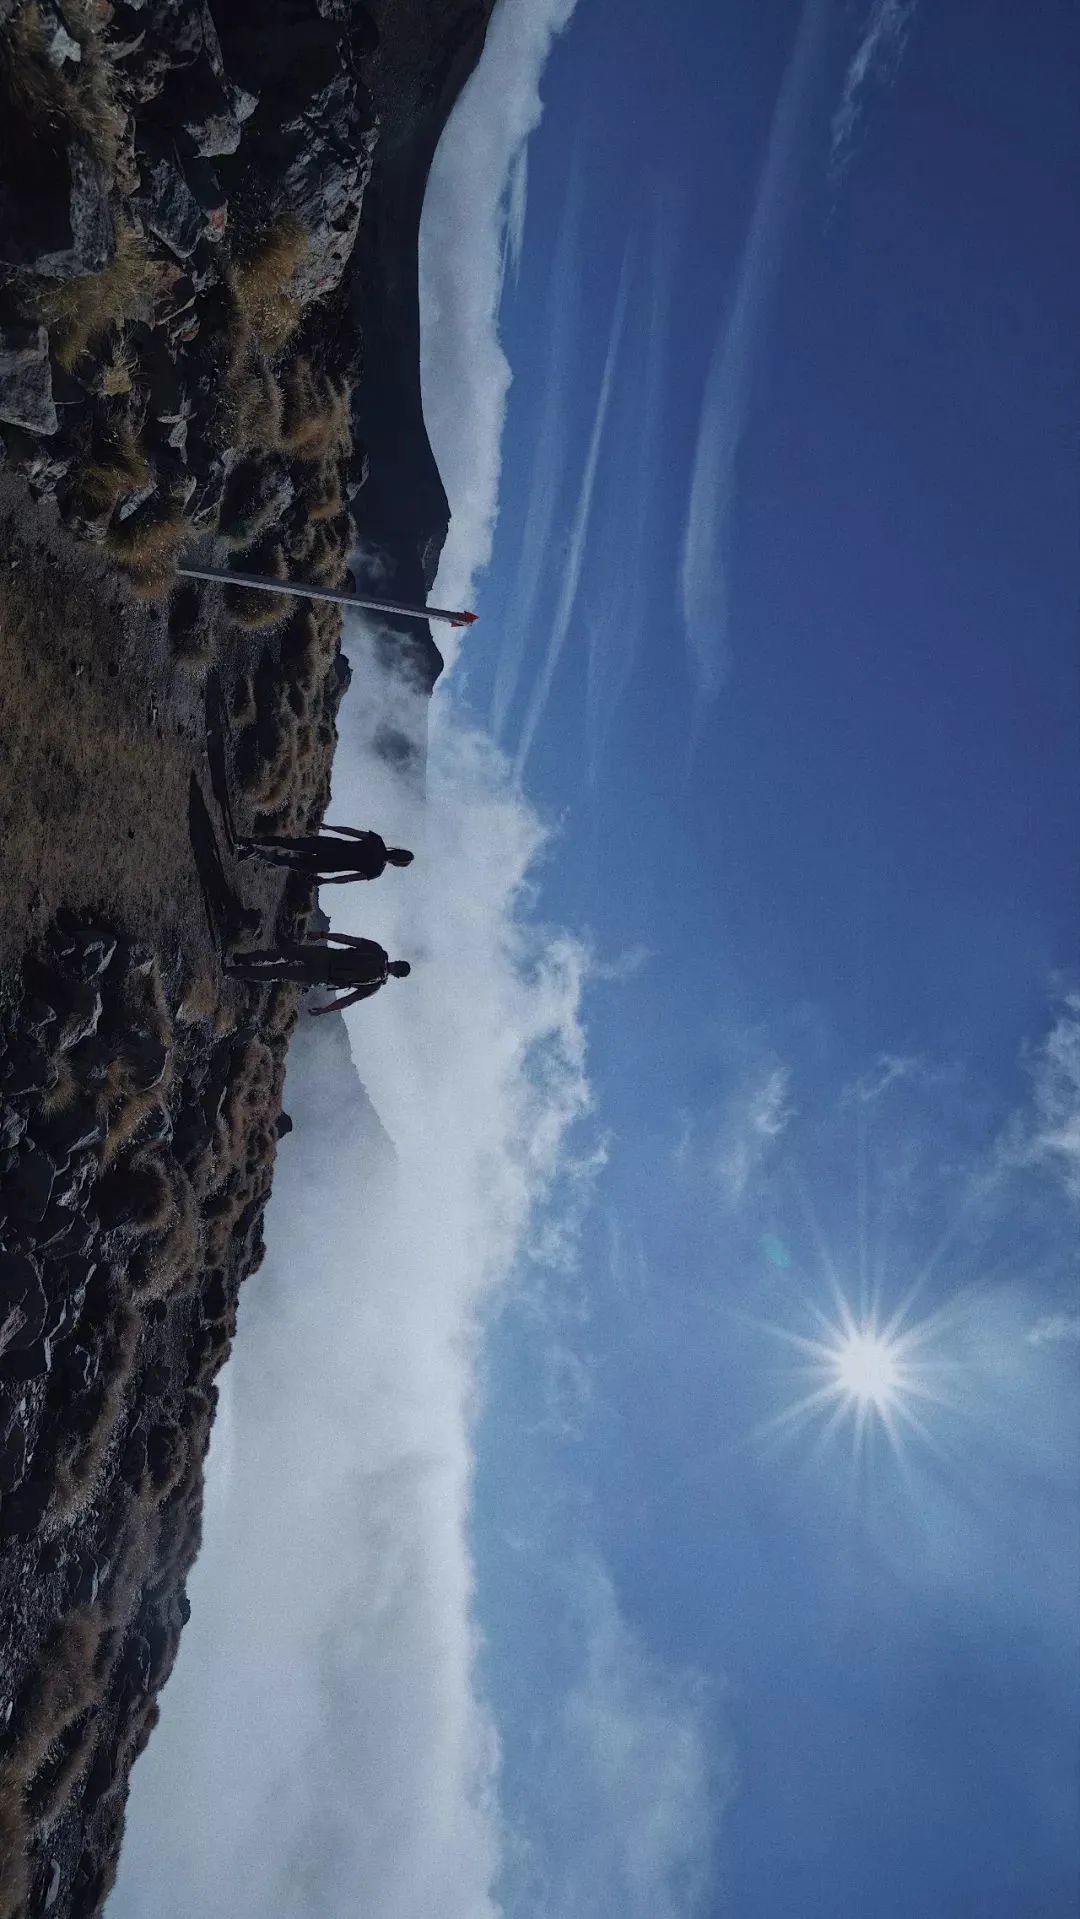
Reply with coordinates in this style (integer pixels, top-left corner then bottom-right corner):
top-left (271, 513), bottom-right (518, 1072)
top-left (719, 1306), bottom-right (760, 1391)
top-left (38, 0), bottom-right (82, 66)
top-left (43, 1859), bottom-right (62, 1911)
top-left (0, 325), bottom-right (58, 436)
top-left (0, 1415), bottom-right (28, 1497)
top-left (55, 982), bottom-right (103, 1052)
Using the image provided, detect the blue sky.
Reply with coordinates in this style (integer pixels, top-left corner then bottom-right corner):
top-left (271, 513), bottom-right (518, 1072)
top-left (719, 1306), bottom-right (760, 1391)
top-left (114, 6), bottom-right (1079, 1916)
top-left (461, 2), bottom-right (1080, 1915)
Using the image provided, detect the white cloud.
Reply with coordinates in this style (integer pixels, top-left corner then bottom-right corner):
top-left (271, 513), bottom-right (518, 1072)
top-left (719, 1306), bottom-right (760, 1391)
top-left (679, 0), bottom-right (832, 703)
top-left (831, 1), bottom-right (919, 179)
top-left (113, 651), bottom-right (593, 1919)
top-left (520, 1558), bottom-right (729, 1919)
top-left (419, 0), bottom-right (580, 666)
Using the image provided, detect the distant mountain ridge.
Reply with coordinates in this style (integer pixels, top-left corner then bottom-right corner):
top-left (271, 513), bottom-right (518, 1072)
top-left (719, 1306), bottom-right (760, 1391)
top-left (350, 0), bottom-right (499, 701)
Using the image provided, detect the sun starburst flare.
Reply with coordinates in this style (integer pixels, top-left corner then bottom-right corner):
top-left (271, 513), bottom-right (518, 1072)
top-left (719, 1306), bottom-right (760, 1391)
top-left (747, 1290), bottom-right (961, 1467)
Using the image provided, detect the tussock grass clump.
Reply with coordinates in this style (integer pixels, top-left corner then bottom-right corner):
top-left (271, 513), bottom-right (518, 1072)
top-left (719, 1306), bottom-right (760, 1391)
top-left (230, 214), bottom-right (309, 354)
top-left (52, 1302), bottom-right (140, 1520)
top-left (8, 1606), bottom-right (103, 1786)
top-left (105, 497), bottom-right (191, 599)
top-left (3, 1), bottom-right (125, 153)
top-left (307, 456), bottom-right (343, 523)
top-left (227, 353), bottom-right (284, 453)
top-left (74, 425), bottom-right (149, 521)
top-left (133, 1166), bottom-right (201, 1301)
top-left (223, 538), bottom-right (288, 630)
top-left (218, 455), bottom-right (291, 549)
top-left (95, 1152), bottom-right (174, 1236)
top-left (100, 1083), bottom-right (165, 1166)
top-left (177, 973), bottom-right (219, 1025)
top-left (279, 359), bottom-right (350, 462)
top-left (42, 223), bottom-right (161, 371)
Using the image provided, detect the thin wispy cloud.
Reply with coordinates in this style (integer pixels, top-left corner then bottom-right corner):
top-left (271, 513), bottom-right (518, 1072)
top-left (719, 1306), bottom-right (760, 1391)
top-left (506, 1557), bottom-right (728, 1919)
top-left (831, 0), bottom-right (919, 179)
top-left (678, 0), bottom-right (833, 706)
top-left (1024, 992), bottom-right (1080, 1200)
top-left (1026, 1312), bottom-right (1080, 1348)
top-left (676, 1059), bottom-right (795, 1209)
top-left (490, 160), bottom-right (584, 740)
top-left (585, 203), bottom-right (677, 785)
top-left (513, 239), bottom-right (635, 782)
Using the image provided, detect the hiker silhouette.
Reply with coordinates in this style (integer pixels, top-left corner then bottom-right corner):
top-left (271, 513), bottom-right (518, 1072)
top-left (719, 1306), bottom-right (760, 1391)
top-left (226, 932), bottom-right (411, 1014)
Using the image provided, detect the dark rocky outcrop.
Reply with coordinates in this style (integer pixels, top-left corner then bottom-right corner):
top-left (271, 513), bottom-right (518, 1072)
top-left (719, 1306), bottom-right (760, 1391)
top-left (0, 0), bottom-right (496, 1908)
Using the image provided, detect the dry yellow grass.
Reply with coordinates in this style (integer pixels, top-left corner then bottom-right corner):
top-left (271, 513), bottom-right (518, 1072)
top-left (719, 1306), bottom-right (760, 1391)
top-left (101, 1085), bottom-right (166, 1166)
top-left (227, 355), bottom-right (284, 453)
top-left (75, 426), bottom-right (149, 520)
top-left (230, 215), bottom-right (310, 354)
top-left (279, 360), bottom-right (350, 461)
top-left (177, 973), bottom-right (219, 1024)
top-left (0, 1780), bottom-right (29, 1919)
top-left (52, 1317), bottom-right (140, 1521)
top-left (9, 1606), bottom-right (103, 1784)
top-left (307, 458), bottom-right (343, 522)
top-left (2, 1), bottom-right (125, 170)
top-left (0, 528), bottom-right (209, 975)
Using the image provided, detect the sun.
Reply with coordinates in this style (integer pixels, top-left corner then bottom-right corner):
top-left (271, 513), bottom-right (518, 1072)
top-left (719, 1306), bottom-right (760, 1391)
top-left (831, 1328), bottom-right (901, 1408)
top-left (745, 1289), bottom-right (957, 1467)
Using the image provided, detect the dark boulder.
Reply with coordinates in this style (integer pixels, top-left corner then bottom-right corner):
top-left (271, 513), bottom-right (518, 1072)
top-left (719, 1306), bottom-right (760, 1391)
top-left (5, 1149), bottom-right (56, 1226)
top-left (0, 325), bottom-right (58, 436)
top-left (1, 1335), bottom-right (53, 1382)
top-left (0, 1472), bottom-right (50, 1540)
top-left (133, 145), bottom-right (206, 258)
top-left (35, 140), bottom-right (116, 279)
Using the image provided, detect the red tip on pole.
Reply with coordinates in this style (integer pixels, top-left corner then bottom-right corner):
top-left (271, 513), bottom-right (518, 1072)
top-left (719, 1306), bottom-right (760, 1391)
top-left (450, 611), bottom-right (479, 628)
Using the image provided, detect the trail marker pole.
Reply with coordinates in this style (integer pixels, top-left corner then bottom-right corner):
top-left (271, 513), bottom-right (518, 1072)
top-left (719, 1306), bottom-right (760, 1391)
top-left (176, 562), bottom-right (478, 629)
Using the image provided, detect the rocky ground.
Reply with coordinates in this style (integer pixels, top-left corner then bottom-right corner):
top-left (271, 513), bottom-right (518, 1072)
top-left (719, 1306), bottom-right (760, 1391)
top-left (0, 1), bottom-right (495, 1911)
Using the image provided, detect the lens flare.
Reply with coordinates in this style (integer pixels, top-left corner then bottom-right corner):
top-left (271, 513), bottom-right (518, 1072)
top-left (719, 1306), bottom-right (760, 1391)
top-left (747, 1289), bottom-right (957, 1467)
